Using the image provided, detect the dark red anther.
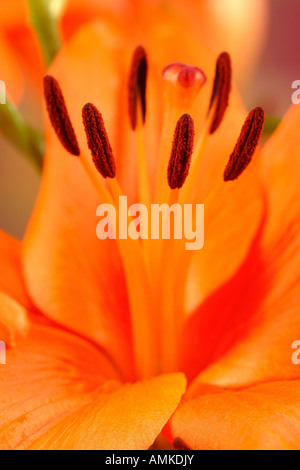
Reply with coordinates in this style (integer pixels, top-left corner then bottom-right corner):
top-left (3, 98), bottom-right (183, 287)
top-left (43, 75), bottom-right (80, 156)
top-left (128, 46), bottom-right (148, 131)
top-left (209, 52), bottom-right (232, 135)
top-left (82, 103), bottom-right (116, 179)
top-left (224, 107), bottom-right (265, 182)
top-left (167, 114), bottom-right (195, 190)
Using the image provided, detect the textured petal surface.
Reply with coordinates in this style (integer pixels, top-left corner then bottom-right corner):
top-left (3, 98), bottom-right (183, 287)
top-left (0, 292), bottom-right (29, 347)
top-left (0, 314), bottom-right (119, 450)
top-left (168, 380), bottom-right (300, 450)
top-left (29, 373), bottom-right (186, 450)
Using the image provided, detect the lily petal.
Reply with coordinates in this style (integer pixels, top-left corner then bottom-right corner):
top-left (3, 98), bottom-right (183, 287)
top-left (29, 373), bottom-right (186, 450)
top-left (0, 229), bottom-right (31, 309)
top-left (0, 0), bottom-right (43, 96)
top-left (0, 32), bottom-right (23, 102)
top-left (168, 380), bottom-right (300, 450)
top-left (0, 314), bottom-right (119, 450)
top-left (0, 292), bottom-right (29, 347)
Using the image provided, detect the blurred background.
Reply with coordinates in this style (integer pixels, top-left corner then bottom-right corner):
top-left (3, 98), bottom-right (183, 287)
top-left (1, 0), bottom-right (300, 240)
top-left (244, 0), bottom-right (300, 115)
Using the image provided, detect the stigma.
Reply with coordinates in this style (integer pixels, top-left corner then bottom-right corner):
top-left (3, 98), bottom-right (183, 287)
top-left (162, 62), bottom-right (207, 110)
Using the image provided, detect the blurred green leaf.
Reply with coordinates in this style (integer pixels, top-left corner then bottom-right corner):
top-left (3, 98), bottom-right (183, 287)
top-left (0, 99), bottom-right (44, 173)
top-left (263, 115), bottom-right (281, 138)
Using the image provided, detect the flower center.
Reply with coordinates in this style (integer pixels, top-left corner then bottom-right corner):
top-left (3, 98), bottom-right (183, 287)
top-left (43, 48), bottom-right (265, 380)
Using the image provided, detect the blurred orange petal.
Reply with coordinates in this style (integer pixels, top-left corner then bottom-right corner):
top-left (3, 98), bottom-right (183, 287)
top-left (0, 0), bottom-right (44, 95)
top-left (0, 230), bottom-right (31, 309)
top-left (0, 34), bottom-right (24, 102)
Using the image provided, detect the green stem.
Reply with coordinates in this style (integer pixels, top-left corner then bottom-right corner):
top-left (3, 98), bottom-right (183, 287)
top-left (0, 100), bottom-right (44, 173)
top-left (27, 0), bottom-right (62, 66)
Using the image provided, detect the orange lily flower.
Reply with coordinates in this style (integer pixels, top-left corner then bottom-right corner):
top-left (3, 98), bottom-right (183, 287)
top-left (2, 0), bottom-right (300, 452)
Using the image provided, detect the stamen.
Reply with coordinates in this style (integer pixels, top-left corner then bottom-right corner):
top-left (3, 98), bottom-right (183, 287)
top-left (224, 107), bottom-right (265, 181)
top-left (168, 114), bottom-right (195, 190)
top-left (154, 64), bottom-right (206, 204)
top-left (209, 52), bottom-right (232, 134)
top-left (128, 46), bottom-right (148, 130)
top-left (82, 103), bottom-right (116, 179)
top-left (173, 438), bottom-right (191, 451)
top-left (43, 75), bottom-right (80, 156)
top-left (79, 104), bottom-right (157, 380)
